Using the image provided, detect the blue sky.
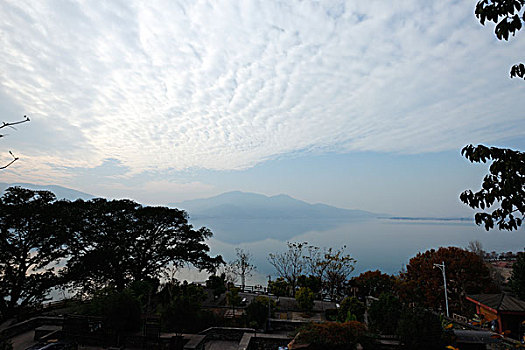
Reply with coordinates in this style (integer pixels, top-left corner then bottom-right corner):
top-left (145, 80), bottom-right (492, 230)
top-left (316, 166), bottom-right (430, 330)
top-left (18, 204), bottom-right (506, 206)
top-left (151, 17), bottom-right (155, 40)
top-left (1, 0), bottom-right (524, 217)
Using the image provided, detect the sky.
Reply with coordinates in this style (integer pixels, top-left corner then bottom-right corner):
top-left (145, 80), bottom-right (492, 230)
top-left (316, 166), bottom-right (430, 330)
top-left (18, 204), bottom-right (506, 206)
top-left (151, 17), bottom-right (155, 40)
top-left (1, 0), bottom-right (525, 217)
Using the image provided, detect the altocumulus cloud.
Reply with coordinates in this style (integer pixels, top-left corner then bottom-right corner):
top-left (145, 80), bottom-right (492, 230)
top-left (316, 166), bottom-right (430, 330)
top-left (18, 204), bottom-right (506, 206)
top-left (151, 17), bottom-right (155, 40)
top-left (1, 0), bottom-right (525, 179)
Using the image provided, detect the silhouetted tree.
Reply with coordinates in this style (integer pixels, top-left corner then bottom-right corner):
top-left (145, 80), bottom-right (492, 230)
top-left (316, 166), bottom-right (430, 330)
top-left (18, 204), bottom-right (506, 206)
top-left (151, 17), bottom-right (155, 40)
top-left (475, 0), bottom-right (525, 79)
top-left (63, 198), bottom-right (223, 295)
top-left (0, 187), bottom-right (67, 319)
top-left (460, 145), bottom-right (525, 231)
top-left (159, 281), bottom-right (210, 333)
top-left (510, 251), bottom-right (525, 299)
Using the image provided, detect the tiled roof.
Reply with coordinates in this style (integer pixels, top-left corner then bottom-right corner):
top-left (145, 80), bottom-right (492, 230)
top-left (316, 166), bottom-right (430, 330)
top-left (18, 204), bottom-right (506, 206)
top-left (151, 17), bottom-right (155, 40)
top-left (467, 294), bottom-right (525, 312)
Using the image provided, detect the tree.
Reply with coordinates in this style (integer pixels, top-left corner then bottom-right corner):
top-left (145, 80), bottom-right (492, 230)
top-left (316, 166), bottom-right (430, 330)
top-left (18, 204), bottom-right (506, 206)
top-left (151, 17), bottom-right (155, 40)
top-left (268, 242), bottom-right (308, 295)
top-left (338, 296), bottom-right (365, 322)
top-left (226, 287), bottom-right (242, 315)
top-left (229, 248), bottom-right (255, 290)
top-left (295, 286), bottom-right (315, 312)
top-left (268, 277), bottom-right (290, 297)
top-left (321, 247), bottom-right (356, 300)
top-left (396, 307), bottom-right (445, 350)
top-left (206, 273), bottom-right (227, 297)
top-left (0, 116), bottom-right (30, 170)
top-left (510, 251), bottom-right (525, 299)
top-left (460, 145), bottom-right (525, 231)
top-left (246, 296), bottom-right (275, 328)
top-left (83, 288), bottom-right (142, 334)
top-left (467, 240), bottom-right (485, 257)
top-left (368, 293), bottom-right (402, 334)
top-left (63, 198), bottom-right (223, 295)
top-left (401, 246), bottom-right (497, 314)
top-left (354, 270), bottom-right (395, 298)
top-left (475, 0), bottom-right (525, 79)
top-left (294, 321), bottom-right (368, 350)
top-left (297, 275), bottom-right (322, 296)
top-left (0, 187), bottom-right (67, 319)
top-left (158, 280), bottom-right (211, 333)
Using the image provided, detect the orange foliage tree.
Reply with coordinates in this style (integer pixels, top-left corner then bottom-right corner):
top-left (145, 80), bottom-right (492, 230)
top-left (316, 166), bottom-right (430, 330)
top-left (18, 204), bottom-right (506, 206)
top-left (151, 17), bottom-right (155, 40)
top-left (354, 270), bottom-right (395, 298)
top-left (400, 247), bottom-right (497, 315)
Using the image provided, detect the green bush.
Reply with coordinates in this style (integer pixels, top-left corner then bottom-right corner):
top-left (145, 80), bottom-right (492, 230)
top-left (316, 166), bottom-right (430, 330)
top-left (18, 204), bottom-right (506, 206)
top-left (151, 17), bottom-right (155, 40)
top-left (296, 321), bottom-right (368, 350)
top-left (246, 296), bottom-right (275, 328)
top-left (338, 296), bottom-right (365, 322)
top-left (295, 287), bottom-right (315, 312)
top-left (396, 307), bottom-right (444, 350)
top-left (268, 277), bottom-right (290, 297)
top-left (367, 293), bottom-right (402, 334)
top-left (84, 288), bottom-right (142, 333)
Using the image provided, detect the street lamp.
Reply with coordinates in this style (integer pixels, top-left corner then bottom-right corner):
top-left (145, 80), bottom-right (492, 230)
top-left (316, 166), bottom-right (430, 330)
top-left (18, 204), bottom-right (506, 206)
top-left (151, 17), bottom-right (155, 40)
top-left (433, 261), bottom-right (449, 317)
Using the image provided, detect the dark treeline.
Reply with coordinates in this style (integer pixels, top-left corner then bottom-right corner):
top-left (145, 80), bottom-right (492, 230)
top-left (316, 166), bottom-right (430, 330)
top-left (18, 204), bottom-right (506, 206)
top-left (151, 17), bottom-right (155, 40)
top-left (0, 186), bottom-right (223, 321)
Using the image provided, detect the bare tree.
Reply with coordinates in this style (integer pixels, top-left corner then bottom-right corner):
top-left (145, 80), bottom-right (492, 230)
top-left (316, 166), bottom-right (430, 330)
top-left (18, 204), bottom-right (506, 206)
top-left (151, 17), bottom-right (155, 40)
top-left (230, 248), bottom-right (255, 290)
top-left (268, 241), bottom-right (309, 294)
top-left (1, 115), bottom-right (30, 169)
top-left (467, 240), bottom-right (485, 258)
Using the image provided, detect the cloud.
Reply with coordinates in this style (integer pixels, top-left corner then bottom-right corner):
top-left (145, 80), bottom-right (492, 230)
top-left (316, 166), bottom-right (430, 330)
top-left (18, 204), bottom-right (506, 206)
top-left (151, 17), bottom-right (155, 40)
top-left (1, 0), bottom-right (524, 181)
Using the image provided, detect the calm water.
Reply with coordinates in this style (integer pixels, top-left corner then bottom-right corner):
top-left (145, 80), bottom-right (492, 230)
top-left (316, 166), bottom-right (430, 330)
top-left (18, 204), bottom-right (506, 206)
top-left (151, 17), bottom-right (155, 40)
top-left (179, 217), bottom-right (525, 284)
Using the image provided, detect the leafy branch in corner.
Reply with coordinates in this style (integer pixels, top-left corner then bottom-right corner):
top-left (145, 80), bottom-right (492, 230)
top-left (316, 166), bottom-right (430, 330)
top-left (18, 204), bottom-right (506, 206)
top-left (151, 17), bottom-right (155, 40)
top-left (475, 0), bottom-right (525, 79)
top-left (460, 144), bottom-right (525, 230)
top-left (0, 115), bottom-right (30, 169)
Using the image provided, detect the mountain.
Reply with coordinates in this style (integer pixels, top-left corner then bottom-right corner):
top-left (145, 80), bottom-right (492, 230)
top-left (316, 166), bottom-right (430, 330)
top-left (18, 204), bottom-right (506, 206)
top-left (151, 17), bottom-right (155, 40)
top-left (170, 191), bottom-right (379, 243)
top-left (171, 191), bottom-right (376, 220)
top-left (0, 182), bottom-right (95, 201)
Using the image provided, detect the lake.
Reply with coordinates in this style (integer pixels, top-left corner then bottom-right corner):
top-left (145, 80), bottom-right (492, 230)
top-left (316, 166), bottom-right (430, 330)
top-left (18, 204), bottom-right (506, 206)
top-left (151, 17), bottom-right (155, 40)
top-left (177, 217), bottom-right (525, 285)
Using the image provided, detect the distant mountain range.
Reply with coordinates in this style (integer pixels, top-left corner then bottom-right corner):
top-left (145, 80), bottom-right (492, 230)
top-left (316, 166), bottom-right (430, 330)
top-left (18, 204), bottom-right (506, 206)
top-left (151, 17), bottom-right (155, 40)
top-left (0, 182), bottom-right (95, 201)
top-left (170, 191), bottom-right (377, 220)
top-left (170, 191), bottom-right (380, 243)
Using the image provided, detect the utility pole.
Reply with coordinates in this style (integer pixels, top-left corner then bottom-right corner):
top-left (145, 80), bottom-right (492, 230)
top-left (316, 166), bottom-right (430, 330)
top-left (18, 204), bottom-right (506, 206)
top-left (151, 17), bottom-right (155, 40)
top-left (433, 261), bottom-right (449, 317)
top-left (267, 275), bottom-right (272, 332)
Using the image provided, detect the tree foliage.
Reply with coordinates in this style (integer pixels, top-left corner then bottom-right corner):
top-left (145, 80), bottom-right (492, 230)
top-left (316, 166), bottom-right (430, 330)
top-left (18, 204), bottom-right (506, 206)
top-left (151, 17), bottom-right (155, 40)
top-left (510, 251), bottom-right (525, 299)
top-left (396, 307), bottom-right (445, 350)
top-left (460, 145), bottom-right (525, 230)
top-left (83, 288), bottom-right (142, 333)
top-left (63, 198), bottom-right (223, 295)
top-left (354, 270), bottom-right (395, 298)
top-left (158, 281), bottom-right (211, 333)
top-left (368, 293), bottom-right (402, 334)
top-left (0, 187), bottom-right (67, 319)
top-left (295, 286), bottom-right (315, 312)
top-left (268, 277), bottom-right (290, 297)
top-left (246, 296), bottom-right (275, 328)
top-left (475, 0), bottom-right (525, 79)
top-left (400, 246), bottom-right (497, 314)
top-left (295, 321), bottom-right (368, 350)
top-left (268, 242), bottom-right (355, 298)
top-left (0, 186), bottom-right (222, 321)
top-left (338, 296), bottom-right (365, 322)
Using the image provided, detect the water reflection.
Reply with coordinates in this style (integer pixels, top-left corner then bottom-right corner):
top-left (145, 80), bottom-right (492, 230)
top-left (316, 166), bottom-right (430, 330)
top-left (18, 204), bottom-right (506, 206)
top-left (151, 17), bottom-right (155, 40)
top-left (186, 218), bottom-right (525, 284)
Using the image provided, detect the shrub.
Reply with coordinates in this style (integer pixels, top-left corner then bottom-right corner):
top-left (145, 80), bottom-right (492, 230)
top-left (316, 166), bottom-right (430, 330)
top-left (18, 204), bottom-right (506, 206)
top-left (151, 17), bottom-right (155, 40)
top-left (246, 296), bottom-right (275, 328)
top-left (338, 296), bottom-right (365, 322)
top-left (296, 321), bottom-right (368, 350)
top-left (367, 293), bottom-right (402, 334)
top-left (295, 287), bottom-right (315, 312)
